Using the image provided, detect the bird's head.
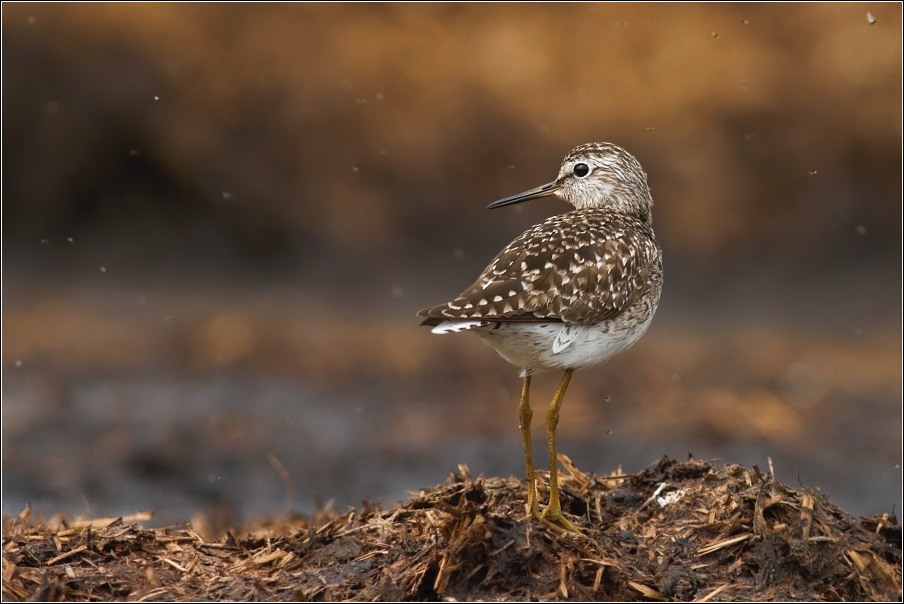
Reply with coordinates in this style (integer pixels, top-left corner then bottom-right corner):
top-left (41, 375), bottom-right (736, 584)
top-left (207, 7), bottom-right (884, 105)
top-left (488, 142), bottom-right (653, 222)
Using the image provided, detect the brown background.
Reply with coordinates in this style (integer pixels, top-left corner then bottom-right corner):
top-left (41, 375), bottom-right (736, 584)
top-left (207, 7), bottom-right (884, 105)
top-left (2, 4), bottom-right (901, 527)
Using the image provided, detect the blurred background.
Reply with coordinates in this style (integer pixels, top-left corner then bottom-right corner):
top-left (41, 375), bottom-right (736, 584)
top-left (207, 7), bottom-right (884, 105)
top-left (2, 4), bottom-right (901, 530)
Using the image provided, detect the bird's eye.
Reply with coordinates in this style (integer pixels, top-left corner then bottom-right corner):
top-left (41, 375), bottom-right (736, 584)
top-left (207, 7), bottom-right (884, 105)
top-left (573, 163), bottom-right (590, 177)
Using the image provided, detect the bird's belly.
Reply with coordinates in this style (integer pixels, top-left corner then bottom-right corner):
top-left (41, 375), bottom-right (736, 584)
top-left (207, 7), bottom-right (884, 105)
top-left (475, 312), bottom-right (655, 373)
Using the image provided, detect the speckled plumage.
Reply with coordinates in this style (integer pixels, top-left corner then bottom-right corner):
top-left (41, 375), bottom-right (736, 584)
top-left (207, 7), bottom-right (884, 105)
top-left (416, 142), bottom-right (662, 532)
top-left (421, 210), bottom-right (659, 323)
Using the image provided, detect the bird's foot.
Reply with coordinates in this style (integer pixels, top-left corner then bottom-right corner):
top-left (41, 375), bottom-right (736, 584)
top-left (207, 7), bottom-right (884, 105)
top-left (524, 481), bottom-right (587, 533)
top-left (530, 504), bottom-right (587, 534)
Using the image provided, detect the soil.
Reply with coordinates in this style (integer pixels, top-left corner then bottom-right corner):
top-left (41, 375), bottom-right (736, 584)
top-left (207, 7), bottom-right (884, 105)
top-left (3, 456), bottom-right (900, 602)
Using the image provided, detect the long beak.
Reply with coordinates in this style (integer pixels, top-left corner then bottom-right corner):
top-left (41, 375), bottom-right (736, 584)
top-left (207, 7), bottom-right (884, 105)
top-left (487, 181), bottom-right (561, 210)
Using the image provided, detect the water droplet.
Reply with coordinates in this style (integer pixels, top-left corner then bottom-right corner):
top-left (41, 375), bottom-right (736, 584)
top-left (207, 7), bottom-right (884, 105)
top-left (808, 170), bottom-right (818, 176)
top-left (376, 93), bottom-right (384, 101)
top-left (46, 101), bottom-right (60, 114)
top-left (129, 149), bottom-right (139, 156)
top-left (356, 98), bottom-right (367, 104)
top-left (453, 248), bottom-right (464, 259)
top-left (67, 237), bottom-right (74, 244)
top-left (222, 191), bottom-right (234, 200)
top-left (855, 225), bottom-right (867, 235)
top-left (740, 19), bottom-right (749, 25)
top-left (15, 360), bottom-right (22, 368)
top-left (40, 238), bottom-right (49, 244)
top-left (391, 286), bottom-right (404, 298)
top-left (352, 166), bottom-right (359, 173)
top-left (866, 12), bottom-right (876, 25)
top-left (153, 95), bottom-right (160, 101)
top-left (27, 16), bottom-right (36, 25)
top-left (99, 266), bottom-right (107, 274)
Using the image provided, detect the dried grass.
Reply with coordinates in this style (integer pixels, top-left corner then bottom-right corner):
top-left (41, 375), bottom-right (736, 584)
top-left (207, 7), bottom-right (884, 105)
top-left (3, 456), bottom-right (900, 601)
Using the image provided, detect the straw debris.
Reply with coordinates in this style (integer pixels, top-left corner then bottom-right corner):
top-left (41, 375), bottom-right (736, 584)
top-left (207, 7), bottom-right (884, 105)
top-left (3, 456), bottom-right (900, 601)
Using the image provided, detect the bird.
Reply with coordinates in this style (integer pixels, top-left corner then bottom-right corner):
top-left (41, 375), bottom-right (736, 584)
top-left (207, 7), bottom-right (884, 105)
top-left (417, 142), bottom-right (662, 533)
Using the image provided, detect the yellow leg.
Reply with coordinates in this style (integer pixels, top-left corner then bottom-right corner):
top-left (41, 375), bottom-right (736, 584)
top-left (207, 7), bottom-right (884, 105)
top-left (538, 369), bottom-right (586, 533)
top-left (518, 373), bottom-right (539, 518)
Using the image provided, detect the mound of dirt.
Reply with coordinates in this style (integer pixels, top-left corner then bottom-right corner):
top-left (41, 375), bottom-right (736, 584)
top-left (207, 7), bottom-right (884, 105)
top-left (3, 456), bottom-right (900, 601)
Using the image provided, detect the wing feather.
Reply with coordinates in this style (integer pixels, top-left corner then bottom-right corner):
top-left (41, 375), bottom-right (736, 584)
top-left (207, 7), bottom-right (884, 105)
top-left (418, 209), bottom-right (661, 326)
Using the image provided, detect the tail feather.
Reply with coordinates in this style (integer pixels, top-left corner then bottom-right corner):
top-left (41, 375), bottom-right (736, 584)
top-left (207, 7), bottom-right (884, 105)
top-left (430, 320), bottom-right (490, 334)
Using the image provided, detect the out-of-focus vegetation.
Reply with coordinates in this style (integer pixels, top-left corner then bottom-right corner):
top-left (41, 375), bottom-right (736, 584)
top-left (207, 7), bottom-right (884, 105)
top-left (3, 4), bottom-right (900, 266)
top-left (2, 4), bottom-right (900, 526)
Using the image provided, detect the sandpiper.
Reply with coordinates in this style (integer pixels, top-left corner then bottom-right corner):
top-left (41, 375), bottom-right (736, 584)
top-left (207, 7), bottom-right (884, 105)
top-left (418, 142), bottom-right (663, 533)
